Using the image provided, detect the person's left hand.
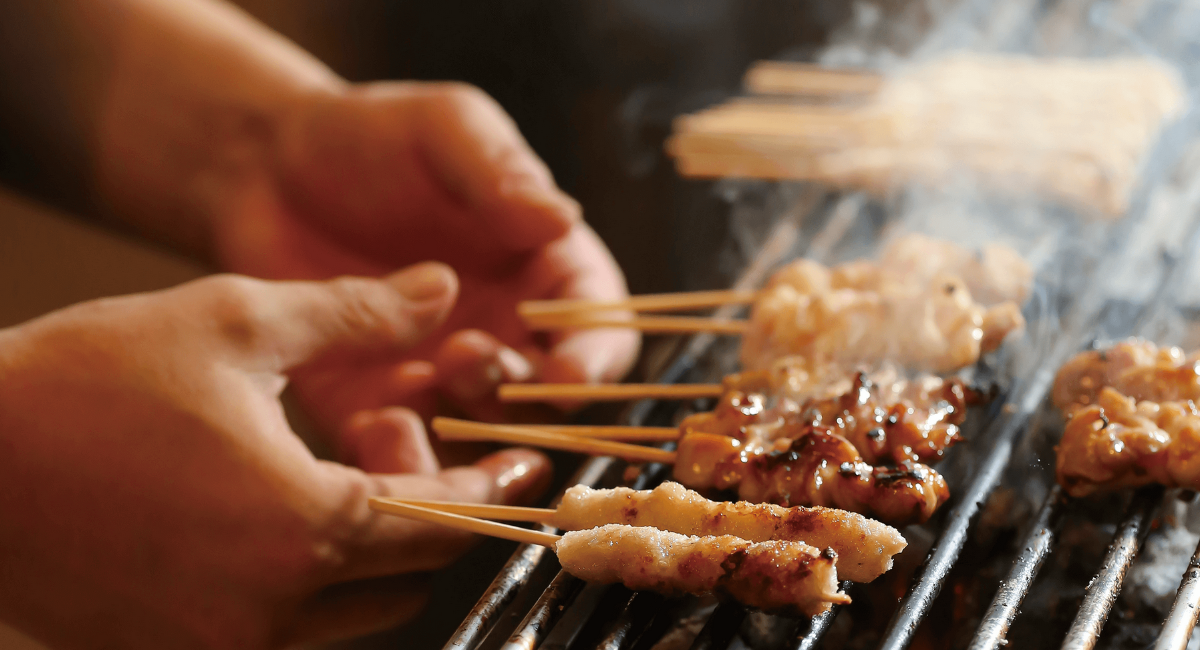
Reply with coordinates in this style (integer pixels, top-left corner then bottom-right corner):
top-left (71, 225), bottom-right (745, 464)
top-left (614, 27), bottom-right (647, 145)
top-left (201, 82), bottom-right (640, 438)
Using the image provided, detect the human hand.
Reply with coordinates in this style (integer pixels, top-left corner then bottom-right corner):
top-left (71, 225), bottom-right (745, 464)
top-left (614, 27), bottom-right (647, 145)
top-left (201, 82), bottom-right (640, 429)
top-left (0, 266), bottom-right (550, 649)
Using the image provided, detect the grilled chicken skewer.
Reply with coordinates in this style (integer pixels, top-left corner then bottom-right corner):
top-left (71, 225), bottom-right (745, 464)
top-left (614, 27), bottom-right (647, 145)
top-left (1054, 340), bottom-right (1200, 496)
top-left (394, 481), bottom-right (906, 583)
top-left (435, 418), bottom-right (949, 526)
top-left (368, 500), bottom-right (850, 616)
top-left (517, 234), bottom-right (1030, 374)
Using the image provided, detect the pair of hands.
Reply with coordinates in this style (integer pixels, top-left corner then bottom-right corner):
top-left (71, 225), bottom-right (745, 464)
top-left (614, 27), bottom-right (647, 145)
top-left (0, 83), bottom-right (638, 648)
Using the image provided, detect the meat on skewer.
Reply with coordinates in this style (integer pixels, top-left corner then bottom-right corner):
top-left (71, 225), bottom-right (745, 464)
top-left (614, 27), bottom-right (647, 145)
top-left (554, 481), bottom-right (906, 583)
top-left (367, 500), bottom-right (851, 617)
top-left (1053, 340), bottom-right (1200, 496)
top-left (741, 234), bottom-right (1029, 373)
top-left (675, 428), bottom-right (949, 525)
top-left (558, 524), bottom-right (850, 617)
top-left (433, 418), bottom-right (951, 526)
top-left (703, 363), bottom-right (975, 465)
top-left (1053, 338), bottom-right (1200, 413)
top-left (1057, 386), bottom-right (1200, 497)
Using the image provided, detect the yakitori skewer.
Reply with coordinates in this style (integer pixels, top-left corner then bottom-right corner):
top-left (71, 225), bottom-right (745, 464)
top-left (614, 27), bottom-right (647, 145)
top-left (517, 234), bottom-right (1032, 374)
top-left (433, 418), bottom-right (948, 526)
top-left (379, 480), bottom-right (906, 583)
top-left (669, 53), bottom-right (1186, 218)
top-left (1052, 339), bottom-right (1200, 497)
top-left (367, 499), bottom-right (850, 616)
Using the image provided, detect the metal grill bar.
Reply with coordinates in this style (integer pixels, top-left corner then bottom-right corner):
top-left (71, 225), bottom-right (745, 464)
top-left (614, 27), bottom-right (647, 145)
top-left (792, 582), bottom-right (849, 650)
top-left (593, 592), bottom-right (665, 650)
top-left (969, 485), bottom-right (1065, 650)
top-left (687, 603), bottom-right (745, 650)
top-left (1155, 536), bottom-right (1200, 650)
top-left (877, 366), bottom-right (1057, 650)
top-left (1060, 488), bottom-right (1162, 650)
top-left (501, 572), bottom-right (585, 650)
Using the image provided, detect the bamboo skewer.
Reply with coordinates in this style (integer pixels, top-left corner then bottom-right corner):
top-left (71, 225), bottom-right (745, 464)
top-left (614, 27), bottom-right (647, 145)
top-left (518, 425), bottom-right (680, 442)
top-left (523, 315), bottom-right (750, 335)
top-left (497, 383), bottom-right (724, 402)
top-left (743, 61), bottom-right (883, 97)
top-left (519, 290), bottom-right (760, 318)
top-left (367, 499), bottom-right (561, 548)
top-left (376, 498), bottom-right (556, 524)
top-left (432, 417), bottom-right (678, 465)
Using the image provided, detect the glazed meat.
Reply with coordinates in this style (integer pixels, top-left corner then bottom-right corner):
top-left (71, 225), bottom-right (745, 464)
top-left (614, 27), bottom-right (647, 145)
top-left (693, 366), bottom-right (973, 465)
top-left (1057, 386), bottom-right (1200, 497)
top-left (554, 481), bottom-right (907, 583)
top-left (1053, 339), bottom-right (1200, 414)
top-left (740, 235), bottom-right (1029, 372)
top-left (673, 427), bottom-right (950, 526)
top-left (555, 524), bottom-right (850, 616)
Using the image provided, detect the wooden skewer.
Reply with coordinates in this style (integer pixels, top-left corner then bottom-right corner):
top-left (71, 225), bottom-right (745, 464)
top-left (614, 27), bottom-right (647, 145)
top-left (432, 417), bottom-right (678, 465)
top-left (375, 498), bottom-right (557, 524)
top-left (523, 315), bottom-right (750, 335)
top-left (519, 425), bottom-right (680, 442)
top-left (743, 61), bottom-right (883, 97)
top-left (367, 499), bottom-right (562, 548)
top-left (518, 290), bottom-right (760, 318)
top-left (498, 383), bottom-right (724, 402)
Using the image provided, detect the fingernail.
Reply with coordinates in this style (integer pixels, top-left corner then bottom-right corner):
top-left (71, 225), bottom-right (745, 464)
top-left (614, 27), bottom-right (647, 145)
top-left (447, 359), bottom-right (503, 402)
top-left (497, 346), bottom-right (534, 382)
top-left (476, 449), bottom-right (552, 504)
top-left (393, 263), bottom-right (455, 303)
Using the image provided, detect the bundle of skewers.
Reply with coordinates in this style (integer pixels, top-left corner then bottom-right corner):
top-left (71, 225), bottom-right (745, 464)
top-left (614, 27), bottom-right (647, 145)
top-left (446, 233), bottom-right (1032, 527)
top-left (368, 233), bottom-right (1038, 616)
top-left (667, 53), bottom-right (1186, 218)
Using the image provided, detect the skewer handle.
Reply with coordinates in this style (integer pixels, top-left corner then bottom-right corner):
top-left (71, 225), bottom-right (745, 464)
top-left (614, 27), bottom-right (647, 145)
top-left (518, 290), bottom-right (759, 317)
top-left (498, 383), bottom-right (724, 402)
top-left (520, 425), bottom-right (680, 442)
top-left (368, 498), bottom-right (561, 548)
top-left (523, 315), bottom-right (749, 335)
top-left (379, 499), bottom-right (558, 525)
top-left (433, 417), bottom-right (678, 465)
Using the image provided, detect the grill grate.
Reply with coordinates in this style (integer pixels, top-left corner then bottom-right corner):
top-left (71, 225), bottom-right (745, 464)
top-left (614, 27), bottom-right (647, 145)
top-left (439, 1), bottom-right (1200, 647)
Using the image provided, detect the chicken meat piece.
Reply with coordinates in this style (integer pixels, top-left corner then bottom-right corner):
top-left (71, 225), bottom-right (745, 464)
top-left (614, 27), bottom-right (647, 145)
top-left (554, 481), bottom-right (907, 583)
top-left (674, 427), bottom-right (950, 526)
top-left (555, 524), bottom-right (850, 616)
top-left (1057, 386), bottom-right (1200, 497)
top-left (1053, 339), bottom-right (1200, 414)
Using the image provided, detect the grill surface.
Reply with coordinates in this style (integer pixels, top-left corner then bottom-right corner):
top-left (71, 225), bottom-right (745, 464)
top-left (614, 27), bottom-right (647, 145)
top-left (438, 0), bottom-right (1200, 648)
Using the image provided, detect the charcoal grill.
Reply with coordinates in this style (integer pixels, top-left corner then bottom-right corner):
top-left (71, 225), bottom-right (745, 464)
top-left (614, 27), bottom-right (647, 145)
top-left (434, 1), bottom-right (1200, 648)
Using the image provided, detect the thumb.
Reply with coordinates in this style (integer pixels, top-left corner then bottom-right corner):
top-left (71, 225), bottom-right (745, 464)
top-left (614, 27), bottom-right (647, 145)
top-left (202, 261), bottom-right (458, 370)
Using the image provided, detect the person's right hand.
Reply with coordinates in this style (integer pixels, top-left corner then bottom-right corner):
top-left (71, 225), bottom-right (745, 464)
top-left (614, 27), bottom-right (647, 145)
top-left (0, 263), bottom-right (550, 649)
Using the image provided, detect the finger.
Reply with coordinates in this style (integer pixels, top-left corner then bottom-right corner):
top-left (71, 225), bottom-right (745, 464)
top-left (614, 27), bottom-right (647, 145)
top-left (433, 329), bottom-right (534, 421)
top-left (283, 574), bottom-right (430, 646)
top-left (523, 225), bottom-right (641, 386)
top-left (340, 407), bottom-right (440, 475)
top-left (403, 82), bottom-right (580, 251)
top-left (324, 448), bottom-right (551, 583)
top-left (200, 261), bottom-right (459, 370)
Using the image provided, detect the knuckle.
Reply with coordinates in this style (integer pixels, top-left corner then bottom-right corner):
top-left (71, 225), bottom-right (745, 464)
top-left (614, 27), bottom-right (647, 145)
top-left (326, 277), bottom-right (402, 341)
top-left (197, 274), bottom-right (271, 350)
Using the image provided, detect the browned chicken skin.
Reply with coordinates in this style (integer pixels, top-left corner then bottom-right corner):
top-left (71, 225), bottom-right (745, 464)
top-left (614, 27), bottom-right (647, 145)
top-left (1054, 340), bottom-right (1200, 496)
top-left (674, 427), bottom-right (950, 526)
